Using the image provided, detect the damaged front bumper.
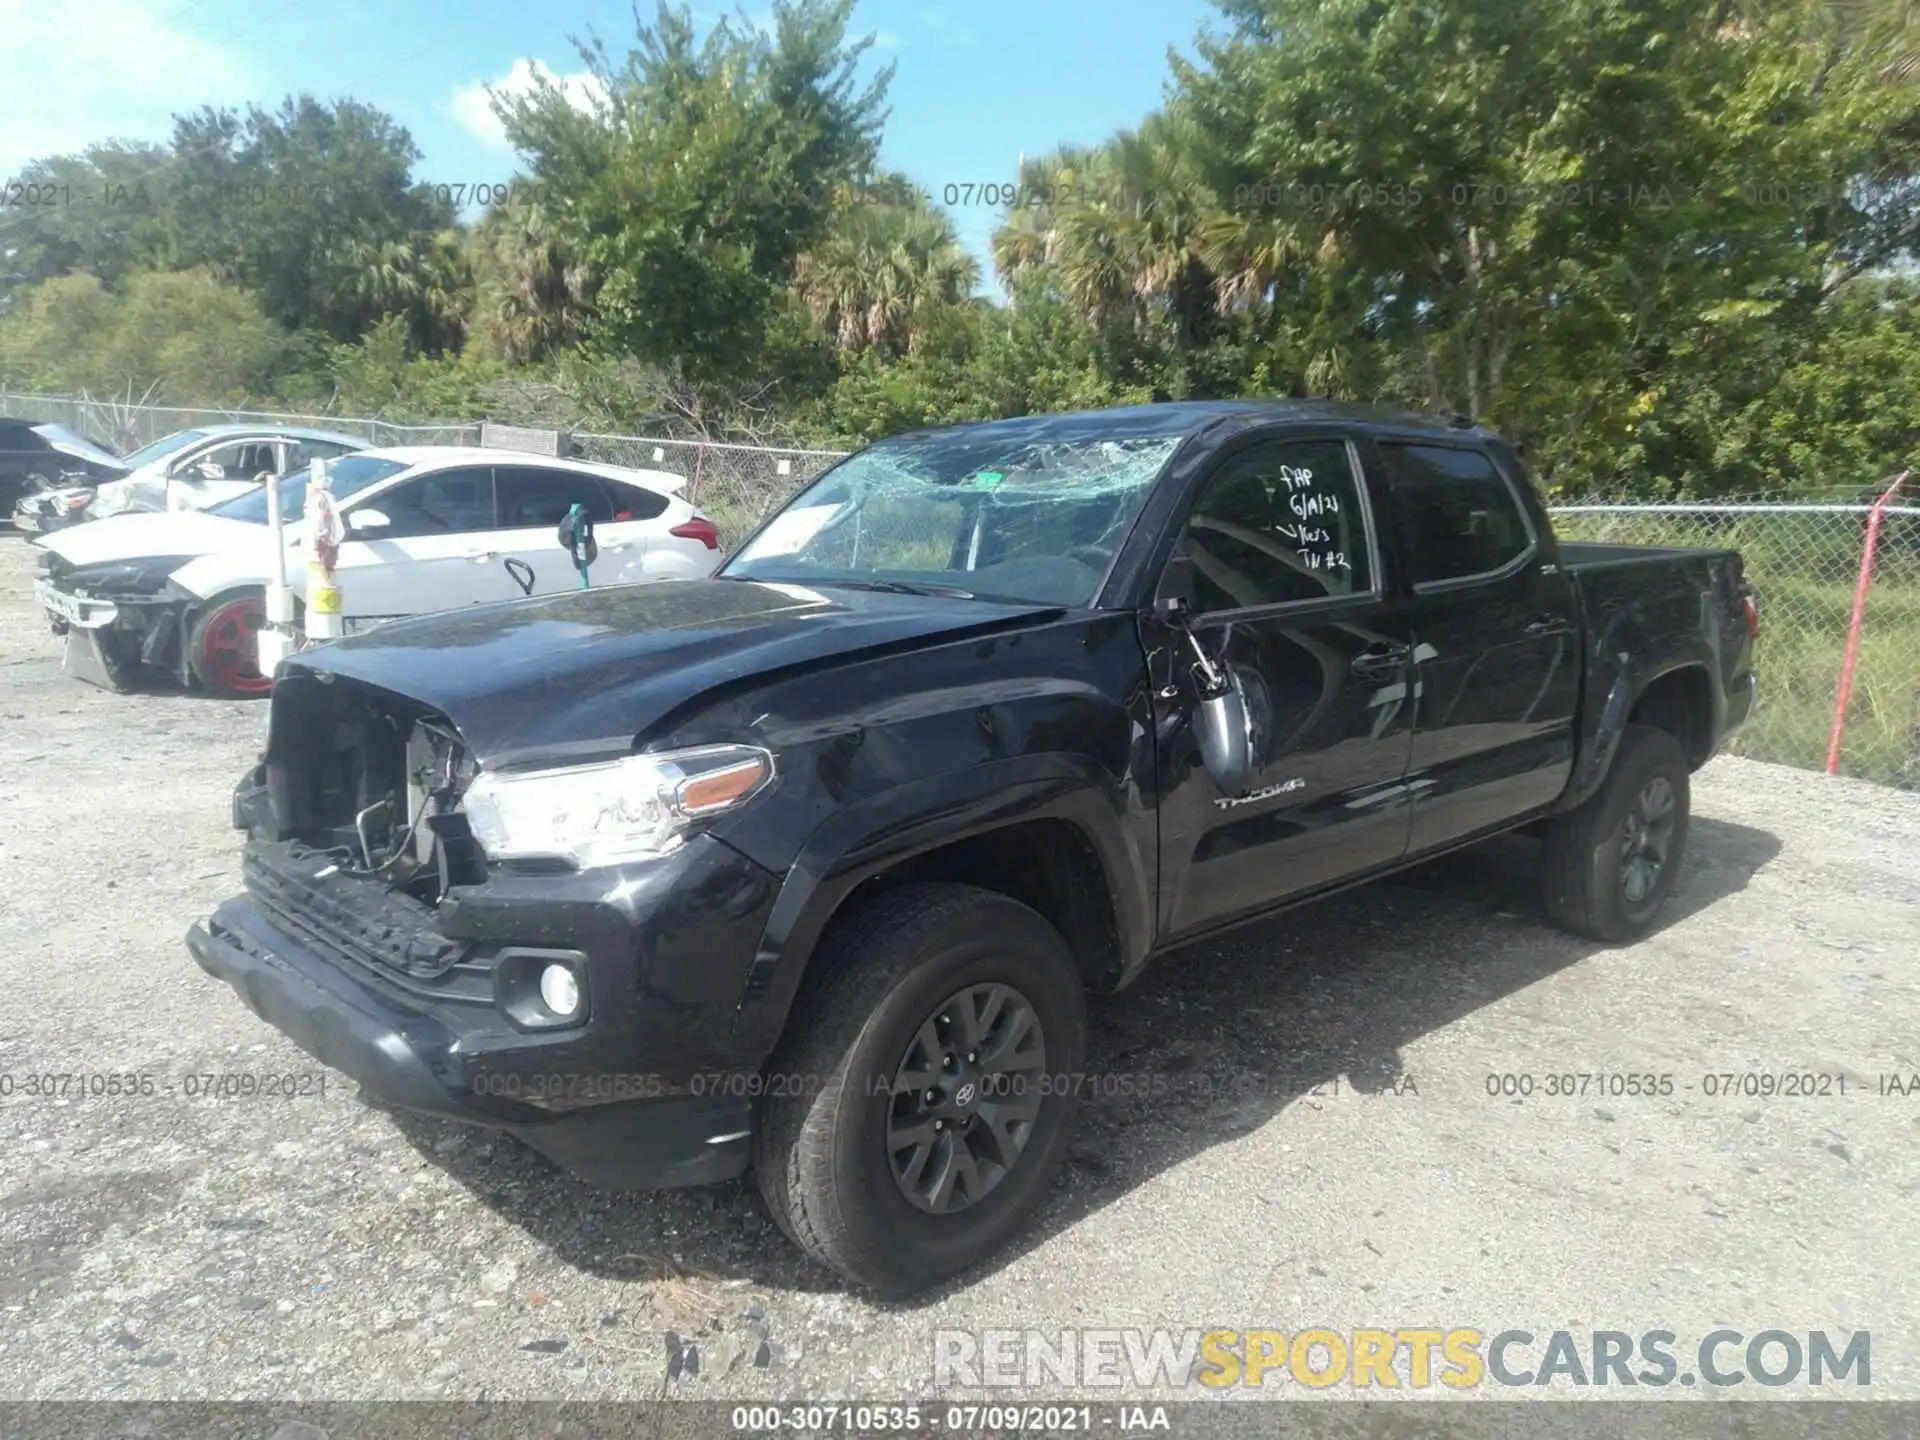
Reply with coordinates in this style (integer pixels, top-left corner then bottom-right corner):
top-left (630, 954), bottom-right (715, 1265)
top-left (34, 577), bottom-right (189, 693)
top-left (186, 904), bottom-right (754, 1188)
top-left (186, 805), bottom-right (784, 1188)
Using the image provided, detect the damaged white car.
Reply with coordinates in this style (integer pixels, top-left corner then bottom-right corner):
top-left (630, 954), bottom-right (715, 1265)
top-left (31, 446), bottom-right (724, 697)
top-left (13, 424), bottom-right (368, 531)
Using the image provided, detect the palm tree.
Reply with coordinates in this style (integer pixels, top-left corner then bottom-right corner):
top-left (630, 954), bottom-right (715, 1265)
top-left (793, 181), bottom-right (980, 356)
top-left (991, 113), bottom-right (1223, 341)
top-left (329, 228), bottom-right (471, 354)
top-left (468, 198), bottom-right (593, 364)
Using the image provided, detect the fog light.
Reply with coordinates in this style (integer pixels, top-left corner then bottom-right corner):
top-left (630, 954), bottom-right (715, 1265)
top-left (539, 963), bottom-right (582, 1019)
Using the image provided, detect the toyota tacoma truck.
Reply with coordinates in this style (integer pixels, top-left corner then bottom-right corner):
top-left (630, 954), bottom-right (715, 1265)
top-left (186, 401), bottom-right (1758, 1294)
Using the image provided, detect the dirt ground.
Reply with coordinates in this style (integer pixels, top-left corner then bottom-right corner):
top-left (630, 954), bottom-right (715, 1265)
top-left (1, 532), bottom-right (1916, 1410)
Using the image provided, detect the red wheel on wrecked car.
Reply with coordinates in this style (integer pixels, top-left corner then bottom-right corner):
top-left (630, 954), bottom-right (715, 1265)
top-left (188, 592), bottom-right (272, 698)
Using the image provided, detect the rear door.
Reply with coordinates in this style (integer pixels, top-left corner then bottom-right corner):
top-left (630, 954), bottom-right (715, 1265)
top-left (331, 465), bottom-right (514, 621)
top-left (1153, 429), bottom-right (1417, 939)
top-left (1373, 438), bottom-right (1579, 852)
top-left (492, 465), bottom-right (628, 593)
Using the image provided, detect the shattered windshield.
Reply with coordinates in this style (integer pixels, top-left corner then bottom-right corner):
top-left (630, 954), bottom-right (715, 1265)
top-left (723, 430), bottom-right (1185, 606)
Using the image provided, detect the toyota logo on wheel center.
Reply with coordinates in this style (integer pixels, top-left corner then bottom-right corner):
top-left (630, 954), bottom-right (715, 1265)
top-left (953, 1081), bottom-right (977, 1108)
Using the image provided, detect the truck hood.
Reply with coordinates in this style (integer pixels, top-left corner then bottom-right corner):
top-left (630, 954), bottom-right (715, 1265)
top-left (36, 509), bottom-right (269, 566)
top-left (283, 578), bottom-right (1064, 769)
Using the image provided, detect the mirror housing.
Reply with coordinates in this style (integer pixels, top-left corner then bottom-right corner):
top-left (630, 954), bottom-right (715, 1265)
top-left (1193, 682), bottom-right (1254, 797)
top-left (1151, 562), bottom-right (1255, 797)
top-left (194, 460), bottom-right (226, 481)
top-left (347, 508), bottom-right (390, 534)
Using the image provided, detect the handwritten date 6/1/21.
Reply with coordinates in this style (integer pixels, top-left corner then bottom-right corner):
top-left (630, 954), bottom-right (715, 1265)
top-left (0, 1071), bottom-right (327, 1101)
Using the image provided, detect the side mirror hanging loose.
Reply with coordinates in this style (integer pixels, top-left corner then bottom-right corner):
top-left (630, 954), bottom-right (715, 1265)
top-left (1157, 595), bottom-right (1254, 797)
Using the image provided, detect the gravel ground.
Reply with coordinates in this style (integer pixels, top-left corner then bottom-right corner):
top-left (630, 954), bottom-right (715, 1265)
top-left (1, 532), bottom-right (1916, 1408)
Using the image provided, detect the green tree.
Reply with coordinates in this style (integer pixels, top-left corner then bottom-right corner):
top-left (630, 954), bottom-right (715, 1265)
top-left (467, 197), bottom-right (594, 364)
top-left (0, 267), bottom-right (289, 402)
top-left (794, 178), bottom-right (980, 356)
top-left (496, 0), bottom-right (891, 414)
top-left (164, 96), bottom-right (457, 341)
top-left (0, 142), bottom-right (172, 294)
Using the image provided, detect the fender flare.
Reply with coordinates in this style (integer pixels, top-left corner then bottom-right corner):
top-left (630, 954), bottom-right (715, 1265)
top-left (727, 753), bottom-right (1153, 1055)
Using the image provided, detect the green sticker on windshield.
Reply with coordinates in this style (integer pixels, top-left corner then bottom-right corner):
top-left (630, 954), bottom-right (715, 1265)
top-left (970, 470), bottom-right (1004, 489)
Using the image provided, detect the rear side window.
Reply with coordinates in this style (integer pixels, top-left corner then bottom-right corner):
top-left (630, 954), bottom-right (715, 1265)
top-left (603, 479), bottom-right (669, 522)
top-left (1379, 443), bottom-right (1531, 585)
top-left (495, 466), bottom-right (615, 528)
top-left (1182, 438), bottom-right (1373, 614)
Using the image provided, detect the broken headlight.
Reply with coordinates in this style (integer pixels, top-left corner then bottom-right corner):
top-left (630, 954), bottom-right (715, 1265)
top-left (461, 745), bottom-right (775, 869)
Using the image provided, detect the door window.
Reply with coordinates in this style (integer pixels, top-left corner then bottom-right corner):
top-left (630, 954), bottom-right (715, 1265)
top-left (363, 468), bottom-right (495, 539)
top-left (286, 438), bottom-right (357, 472)
top-left (1181, 438), bottom-right (1373, 615)
top-left (494, 467), bottom-right (615, 529)
top-left (1379, 443), bottom-right (1531, 585)
top-left (184, 439), bottom-right (282, 483)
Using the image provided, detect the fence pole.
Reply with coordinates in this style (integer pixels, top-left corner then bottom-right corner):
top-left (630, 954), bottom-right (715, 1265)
top-left (1825, 470), bottom-right (1909, 775)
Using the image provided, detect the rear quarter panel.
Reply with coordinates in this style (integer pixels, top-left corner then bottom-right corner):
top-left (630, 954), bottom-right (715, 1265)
top-left (1560, 547), bottom-right (1755, 808)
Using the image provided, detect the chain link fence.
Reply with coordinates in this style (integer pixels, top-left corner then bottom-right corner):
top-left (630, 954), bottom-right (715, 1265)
top-left (1549, 499), bottom-right (1920, 788)
top-left (0, 390), bottom-right (841, 541)
top-left (6, 388), bottom-right (1915, 786)
top-left (0, 390), bottom-right (481, 450)
top-left (571, 431), bottom-right (844, 540)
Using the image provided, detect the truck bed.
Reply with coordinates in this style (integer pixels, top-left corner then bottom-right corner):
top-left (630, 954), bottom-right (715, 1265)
top-left (1559, 540), bottom-right (1738, 571)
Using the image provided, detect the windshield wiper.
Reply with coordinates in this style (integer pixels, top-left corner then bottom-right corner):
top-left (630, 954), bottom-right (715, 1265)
top-left (812, 577), bottom-right (976, 599)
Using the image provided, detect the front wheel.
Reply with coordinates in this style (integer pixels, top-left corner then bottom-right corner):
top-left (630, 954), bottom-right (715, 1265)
top-left (752, 883), bottom-right (1086, 1294)
top-left (1541, 724), bottom-right (1691, 942)
top-left (187, 590), bottom-right (273, 698)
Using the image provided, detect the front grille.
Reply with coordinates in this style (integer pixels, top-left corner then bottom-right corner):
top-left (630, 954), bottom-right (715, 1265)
top-left (243, 840), bottom-right (491, 1001)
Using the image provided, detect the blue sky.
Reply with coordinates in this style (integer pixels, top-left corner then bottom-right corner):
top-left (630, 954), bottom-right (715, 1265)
top-left (2, 0), bottom-right (1219, 282)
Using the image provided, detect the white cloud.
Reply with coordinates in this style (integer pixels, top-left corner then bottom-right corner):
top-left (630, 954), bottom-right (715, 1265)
top-left (447, 59), bottom-right (606, 156)
top-left (0, 0), bottom-right (261, 177)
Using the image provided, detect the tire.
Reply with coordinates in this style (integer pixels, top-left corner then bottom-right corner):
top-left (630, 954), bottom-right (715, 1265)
top-left (751, 882), bottom-right (1087, 1295)
top-left (1541, 723), bottom-right (1691, 942)
top-left (187, 589), bottom-right (273, 698)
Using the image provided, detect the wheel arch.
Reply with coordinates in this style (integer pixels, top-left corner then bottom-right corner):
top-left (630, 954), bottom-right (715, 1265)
top-left (729, 757), bottom-right (1153, 1060)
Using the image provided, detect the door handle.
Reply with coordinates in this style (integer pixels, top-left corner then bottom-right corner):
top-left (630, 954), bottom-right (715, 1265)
top-left (1524, 616), bottom-right (1569, 636)
top-left (465, 550), bottom-right (499, 563)
top-left (1351, 644), bottom-right (1410, 678)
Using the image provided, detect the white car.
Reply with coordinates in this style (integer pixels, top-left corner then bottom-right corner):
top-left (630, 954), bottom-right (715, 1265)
top-left (31, 446), bottom-right (725, 697)
top-left (13, 423), bottom-right (369, 531)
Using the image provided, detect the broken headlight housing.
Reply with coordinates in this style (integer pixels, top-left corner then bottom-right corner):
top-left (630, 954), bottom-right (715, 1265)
top-left (461, 745), bottom-right (775, 869)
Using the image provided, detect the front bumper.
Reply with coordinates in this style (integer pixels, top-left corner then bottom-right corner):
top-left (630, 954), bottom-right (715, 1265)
top-left (187, 901), bottom-right (754, 1188)
top-left (34, 577), bottom-right (117, 629)
top-left (34, 576), bottom-right (189, 691)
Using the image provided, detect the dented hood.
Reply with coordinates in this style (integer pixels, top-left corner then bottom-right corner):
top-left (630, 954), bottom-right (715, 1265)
top-left (36, 508), bottom-right (269, 567)
top-left (281, 578), bottom-right (1061, 769)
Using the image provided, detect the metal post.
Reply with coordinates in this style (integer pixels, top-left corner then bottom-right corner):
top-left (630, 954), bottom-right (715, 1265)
top-left (1826, 470), bottom-right (1909, 775)
top-left (256, 464), bottom-right (297, 677)
top-left (304, 457), bottom-right (344, 643)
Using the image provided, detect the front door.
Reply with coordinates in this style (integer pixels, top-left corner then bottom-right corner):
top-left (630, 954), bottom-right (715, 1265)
top-left (1373, 438), bottom-right (1579, 853)
top-left (1152, 432), bottom-right (1416, 940)
top-left (331, 465), bottom-right (517, 622)
top-left (491, 464), bottom-right (635, 595)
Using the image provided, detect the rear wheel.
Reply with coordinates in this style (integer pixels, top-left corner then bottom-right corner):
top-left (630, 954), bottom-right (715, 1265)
top-left (752, 883), bottom-right (1086, 1294)
top-left (187, 590), bottom-right (272, 698)
top-left (1541, 724), bottom-right (1690, 941)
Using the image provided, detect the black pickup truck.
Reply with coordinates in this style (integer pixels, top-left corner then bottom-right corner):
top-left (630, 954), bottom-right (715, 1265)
top-left (187, 401), bottom-right (1757, 1293)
